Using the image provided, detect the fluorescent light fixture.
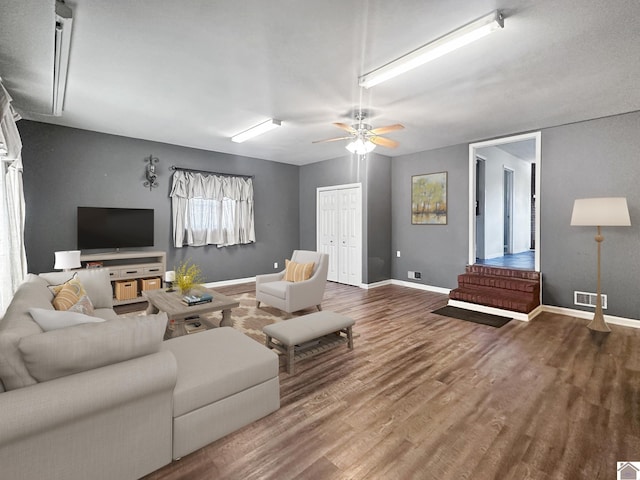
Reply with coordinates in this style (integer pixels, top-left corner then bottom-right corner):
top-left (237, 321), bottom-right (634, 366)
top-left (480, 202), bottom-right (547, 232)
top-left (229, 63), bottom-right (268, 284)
top-left (359, 10), bottom-right (504, 89)
top-left (231, 119), bottom-right (282, 143)
top-left (346, 139), bottom-right (375, 155)
top-left (53, 0), bottom-right (73, 116)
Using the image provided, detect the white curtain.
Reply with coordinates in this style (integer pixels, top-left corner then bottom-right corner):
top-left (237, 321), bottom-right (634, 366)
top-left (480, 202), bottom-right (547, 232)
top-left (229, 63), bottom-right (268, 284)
top-left (0, 81), bottom-right (27, 314)
top-left (170, 170), bottom-right (255, 248)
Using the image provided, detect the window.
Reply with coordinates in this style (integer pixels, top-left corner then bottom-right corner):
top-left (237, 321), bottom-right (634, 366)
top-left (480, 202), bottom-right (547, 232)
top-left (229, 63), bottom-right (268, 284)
top-left (170, 170), bottom-right (255, 248)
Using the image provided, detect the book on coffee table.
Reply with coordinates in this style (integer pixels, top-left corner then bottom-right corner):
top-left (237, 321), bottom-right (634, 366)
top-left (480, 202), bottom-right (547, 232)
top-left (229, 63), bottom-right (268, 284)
top-left (182, 292), bottom-right (213, 306)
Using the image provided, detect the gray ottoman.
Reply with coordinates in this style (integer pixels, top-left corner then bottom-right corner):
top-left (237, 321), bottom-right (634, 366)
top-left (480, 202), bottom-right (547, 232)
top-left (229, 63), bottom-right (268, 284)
top-left (263, 311), bottom-right (355, 374)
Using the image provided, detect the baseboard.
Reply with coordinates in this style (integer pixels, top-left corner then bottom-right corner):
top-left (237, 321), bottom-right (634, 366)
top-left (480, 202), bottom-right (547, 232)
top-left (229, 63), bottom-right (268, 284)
top-left (203, 277), bottom-right (256, 288)
top-left (390, 279), bottom-right (451, 295)
top-left (361, 280), bottom-right (392, 289)
top-left (542, 305), bottom-right (640, 329)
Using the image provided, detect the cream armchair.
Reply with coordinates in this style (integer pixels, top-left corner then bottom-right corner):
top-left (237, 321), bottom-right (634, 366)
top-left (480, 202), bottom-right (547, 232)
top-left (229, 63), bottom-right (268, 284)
top-left (256, 250), bottom-right (329, 313)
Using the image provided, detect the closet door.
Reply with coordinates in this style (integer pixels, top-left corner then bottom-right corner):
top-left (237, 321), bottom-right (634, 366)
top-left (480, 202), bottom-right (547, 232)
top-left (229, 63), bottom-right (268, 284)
top-left (317, 184), bottom-right (362, 286)
top-left (337, 187), bottom-right (361, 286)
top-left (318, 190), bottom-right (338, 282)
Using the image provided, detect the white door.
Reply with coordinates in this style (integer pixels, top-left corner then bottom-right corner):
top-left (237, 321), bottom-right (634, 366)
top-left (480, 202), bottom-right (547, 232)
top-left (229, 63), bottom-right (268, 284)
top-left (317, 184), bottom-right (362, 286)
top-left (318, 189), bottom-right (338, 282)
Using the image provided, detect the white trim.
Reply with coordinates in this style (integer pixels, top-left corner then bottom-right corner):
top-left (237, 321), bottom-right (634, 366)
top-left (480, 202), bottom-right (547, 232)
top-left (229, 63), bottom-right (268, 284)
top-left (316, 182), bottom-right (361, 192)
top-left (468, 131), bottom-right (542, 272)
top-left (361, 280), bottom-right (392, 289)
top-left (542, 305), bottom-right (640, 329)
top-left (448, 299), bottom-right (542, 322)
top-left (203, 277), bottom-right (256, 288)
top-left (390, 279), bottom-right (451, 295)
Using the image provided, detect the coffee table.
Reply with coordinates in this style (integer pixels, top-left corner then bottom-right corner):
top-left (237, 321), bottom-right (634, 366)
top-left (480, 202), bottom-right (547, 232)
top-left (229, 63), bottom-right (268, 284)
top-left (142, 288), bottom-right (240, 337)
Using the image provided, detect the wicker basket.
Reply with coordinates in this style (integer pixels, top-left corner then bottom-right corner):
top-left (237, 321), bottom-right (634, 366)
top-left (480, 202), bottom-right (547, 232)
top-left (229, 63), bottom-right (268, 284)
top-left (115, 280), bottom-right (138, 300)
top-left (139, 277), bottom-right (162, 291)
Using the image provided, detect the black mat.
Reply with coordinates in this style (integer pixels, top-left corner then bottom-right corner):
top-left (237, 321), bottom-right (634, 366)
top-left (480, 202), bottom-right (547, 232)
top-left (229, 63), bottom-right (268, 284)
top-left (432, 306), bottom-right (512, 328)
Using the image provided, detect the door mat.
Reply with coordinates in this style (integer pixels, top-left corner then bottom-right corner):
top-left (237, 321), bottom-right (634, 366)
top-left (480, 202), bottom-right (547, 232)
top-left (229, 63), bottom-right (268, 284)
top-left (432, 306), bottom-right (512, 328)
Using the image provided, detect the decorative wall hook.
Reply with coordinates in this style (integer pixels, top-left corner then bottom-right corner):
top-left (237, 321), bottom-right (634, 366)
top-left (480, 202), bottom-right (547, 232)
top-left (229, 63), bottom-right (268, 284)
top-left (143, 155), bottom-right (159, 190)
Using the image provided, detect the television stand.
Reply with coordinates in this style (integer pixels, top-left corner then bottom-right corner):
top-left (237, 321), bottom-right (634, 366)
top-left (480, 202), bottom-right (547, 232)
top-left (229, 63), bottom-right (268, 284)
top-left (79, 251), bottom-right (166, 306)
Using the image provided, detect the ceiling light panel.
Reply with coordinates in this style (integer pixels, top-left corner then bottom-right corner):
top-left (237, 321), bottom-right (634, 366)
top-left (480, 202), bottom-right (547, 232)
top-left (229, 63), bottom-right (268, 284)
top-left (231, 119), bottom-right (282, 143)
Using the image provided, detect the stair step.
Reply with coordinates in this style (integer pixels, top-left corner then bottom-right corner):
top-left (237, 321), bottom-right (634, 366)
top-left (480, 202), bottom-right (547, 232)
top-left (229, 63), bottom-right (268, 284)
top-left (457, 273), bottom-right (540, 294)
top-left (465, 264), bottom-right (540, 281)
top-left (450, 287), bottom-right (540, 313)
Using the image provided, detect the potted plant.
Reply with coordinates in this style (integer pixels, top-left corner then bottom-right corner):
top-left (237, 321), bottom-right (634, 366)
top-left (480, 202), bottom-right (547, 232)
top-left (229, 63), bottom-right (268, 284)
top-left (175, 259), bottom-right (204, 295)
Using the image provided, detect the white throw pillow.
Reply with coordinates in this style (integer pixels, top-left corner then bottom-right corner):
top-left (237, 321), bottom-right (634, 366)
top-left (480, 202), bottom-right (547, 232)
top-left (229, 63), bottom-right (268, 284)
top-left (28, 308), bottom-right (105, 332)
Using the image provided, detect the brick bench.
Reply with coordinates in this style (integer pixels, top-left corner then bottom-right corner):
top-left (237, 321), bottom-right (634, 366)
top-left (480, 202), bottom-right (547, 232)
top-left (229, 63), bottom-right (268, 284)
top-left (263, 311), bottom-right (355, 374)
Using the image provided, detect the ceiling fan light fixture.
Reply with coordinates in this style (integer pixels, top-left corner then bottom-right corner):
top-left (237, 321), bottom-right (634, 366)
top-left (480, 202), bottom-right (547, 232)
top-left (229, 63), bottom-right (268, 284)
top-left (346, 139), bottom-right (376, 155)
top-left (359, 10), bottom-right (504, 89)
top-left (231, 118), bottom-right (282, 143)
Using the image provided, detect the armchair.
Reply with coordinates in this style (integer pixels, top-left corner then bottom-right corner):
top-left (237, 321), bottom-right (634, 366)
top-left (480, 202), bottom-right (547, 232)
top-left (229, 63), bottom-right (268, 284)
top-left (256, 250), bottom-right (329, 313)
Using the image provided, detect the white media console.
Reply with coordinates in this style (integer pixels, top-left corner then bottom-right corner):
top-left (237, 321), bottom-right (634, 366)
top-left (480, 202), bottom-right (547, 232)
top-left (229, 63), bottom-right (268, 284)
top-left (80, 251), bottom-right (166, 306)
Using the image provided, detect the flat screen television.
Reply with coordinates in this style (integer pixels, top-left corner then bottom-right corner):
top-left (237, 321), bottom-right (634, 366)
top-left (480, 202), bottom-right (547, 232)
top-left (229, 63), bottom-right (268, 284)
top-left (77, 207), bottom-right (154, 250)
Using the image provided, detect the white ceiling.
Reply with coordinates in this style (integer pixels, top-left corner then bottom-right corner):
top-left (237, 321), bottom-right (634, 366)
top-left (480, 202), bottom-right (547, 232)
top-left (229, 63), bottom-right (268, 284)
top-left (1, 0), bottom-right (639, 166)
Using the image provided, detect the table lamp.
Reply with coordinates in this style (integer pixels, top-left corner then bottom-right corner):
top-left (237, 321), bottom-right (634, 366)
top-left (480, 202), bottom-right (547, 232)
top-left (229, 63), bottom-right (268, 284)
top-left (54, 250), bottom-right (81, 272)
top-left (165, 270), bottom-right (176, 292)
top-left (570, 197), bottom-right (631, 332)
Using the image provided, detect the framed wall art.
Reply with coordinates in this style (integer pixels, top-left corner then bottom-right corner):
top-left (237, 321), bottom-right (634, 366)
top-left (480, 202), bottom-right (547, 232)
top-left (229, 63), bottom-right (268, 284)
top-left (411, 172), bottom-right (447, 225)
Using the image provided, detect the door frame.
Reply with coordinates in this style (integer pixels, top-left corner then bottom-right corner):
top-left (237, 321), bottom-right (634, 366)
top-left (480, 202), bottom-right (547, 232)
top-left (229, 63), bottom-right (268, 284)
top-left (468, 131), bottom-right (541, 271)
top-left (503, 166), bottom-right (514, 255)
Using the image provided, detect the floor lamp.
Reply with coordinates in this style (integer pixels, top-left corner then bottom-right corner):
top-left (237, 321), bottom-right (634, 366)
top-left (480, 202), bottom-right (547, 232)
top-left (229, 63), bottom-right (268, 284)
top-left (570, 197), bottom-right (631, 332)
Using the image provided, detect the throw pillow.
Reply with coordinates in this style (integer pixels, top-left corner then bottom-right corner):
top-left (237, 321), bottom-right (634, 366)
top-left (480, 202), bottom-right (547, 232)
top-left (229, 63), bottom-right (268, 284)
top-left (284, 259), bottom-right (315, 282)
top-left (28, 307), bottom-right (105, 332)
top-left (51, 278), bottom-right (88, 311)
top-left (18, 313), bottom-right (168, 382)
top-left (46, 272), bottom-right (78, 296)
top-left (67, 294), bottom-right (95, 316)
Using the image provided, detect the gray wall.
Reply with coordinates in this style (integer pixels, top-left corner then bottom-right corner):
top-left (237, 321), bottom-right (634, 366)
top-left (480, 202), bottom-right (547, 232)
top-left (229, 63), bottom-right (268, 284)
top-left (540, 110), bottom-right (640, 319)
top-left (299, 151), bottom-right (392, 284)
top-left (391, 144), bottom-right (469, 289)
top-left (19, 121), bottom-right (300, 282)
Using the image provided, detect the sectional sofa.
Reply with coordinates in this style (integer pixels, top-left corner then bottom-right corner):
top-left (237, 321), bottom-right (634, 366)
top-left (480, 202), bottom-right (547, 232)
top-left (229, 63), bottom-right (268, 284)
top-left (0, 269), bottom-right (280, 480)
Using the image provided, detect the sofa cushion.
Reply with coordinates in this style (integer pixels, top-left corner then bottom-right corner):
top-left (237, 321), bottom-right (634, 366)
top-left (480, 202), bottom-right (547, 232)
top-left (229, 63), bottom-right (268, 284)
top-left (40, 269), bottom-right (114, 309)
top-left (0, 275), bottom-right (50, 390)
top-left (284, 259), bottom-right (314, 282)
top-left (18, 313), bottom-right (168, 382)
top-left (259, 281), bottom-right (288, 300)
top-left (163, 327), bottom-right (278, 417)
top-left (28, 308), bottom-right (105, 332)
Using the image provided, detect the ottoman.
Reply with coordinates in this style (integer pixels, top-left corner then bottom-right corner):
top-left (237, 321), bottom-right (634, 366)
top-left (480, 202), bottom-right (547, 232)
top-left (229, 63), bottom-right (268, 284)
top-left (263, 311), bottom-right (355, 374)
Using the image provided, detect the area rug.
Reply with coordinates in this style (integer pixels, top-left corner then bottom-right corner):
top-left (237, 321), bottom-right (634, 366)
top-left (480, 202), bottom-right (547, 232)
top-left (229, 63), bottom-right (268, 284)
top-left (120, 292), bottom-right (296, 345)
top-left (432, 305), bottom-right (512, 328)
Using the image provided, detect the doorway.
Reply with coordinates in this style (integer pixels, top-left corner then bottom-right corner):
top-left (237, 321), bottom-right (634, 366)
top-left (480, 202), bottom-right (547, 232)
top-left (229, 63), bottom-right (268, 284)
top-left (468, 132), bottom-right (541, 272)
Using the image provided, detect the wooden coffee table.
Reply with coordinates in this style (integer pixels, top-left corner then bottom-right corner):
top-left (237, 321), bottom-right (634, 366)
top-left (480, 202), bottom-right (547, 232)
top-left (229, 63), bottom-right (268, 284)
top-left (142, 288), bottom-right (240, 337)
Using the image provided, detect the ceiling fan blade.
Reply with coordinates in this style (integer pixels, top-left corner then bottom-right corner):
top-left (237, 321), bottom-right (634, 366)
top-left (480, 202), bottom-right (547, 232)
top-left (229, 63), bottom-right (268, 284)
top-left (312, 136), bottom-right (353, 144)
top-left (370, 136), bottom-right (399, 148)
top-left (369, 124), bottom-right (405, 135)
top-left (333, 122), bottom-right (357, 134)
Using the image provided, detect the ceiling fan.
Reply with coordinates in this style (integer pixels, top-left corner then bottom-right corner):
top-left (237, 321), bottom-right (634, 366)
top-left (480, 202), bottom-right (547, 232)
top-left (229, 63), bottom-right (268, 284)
top-left (313, 113), bottom-right (404, 154)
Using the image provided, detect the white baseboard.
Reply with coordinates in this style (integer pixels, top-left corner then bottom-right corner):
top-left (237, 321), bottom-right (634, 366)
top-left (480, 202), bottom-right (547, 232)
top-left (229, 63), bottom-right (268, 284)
top-left (203, 277), bottom-right (256, 288)
top-left (361, 280), bottom-right (392, 289)
top-left (542, 305), bottom-right (640, 329)
top-left (389, 279), bottom-right (451, 295)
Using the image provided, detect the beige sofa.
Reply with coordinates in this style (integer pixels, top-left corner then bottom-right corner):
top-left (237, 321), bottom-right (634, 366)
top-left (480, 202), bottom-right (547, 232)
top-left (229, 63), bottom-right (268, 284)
top-left (0, 269), bottom-right (280, 480)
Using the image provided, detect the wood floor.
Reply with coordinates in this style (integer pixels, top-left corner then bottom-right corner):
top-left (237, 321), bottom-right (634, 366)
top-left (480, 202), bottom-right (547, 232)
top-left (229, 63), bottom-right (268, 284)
top-left (142, 282), bottom-right (640, 480)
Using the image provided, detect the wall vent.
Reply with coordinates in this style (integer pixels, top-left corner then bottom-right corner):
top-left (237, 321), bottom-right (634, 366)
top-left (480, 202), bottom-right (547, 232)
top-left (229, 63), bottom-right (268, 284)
top-left (574, 291), bottom-right (607, 309)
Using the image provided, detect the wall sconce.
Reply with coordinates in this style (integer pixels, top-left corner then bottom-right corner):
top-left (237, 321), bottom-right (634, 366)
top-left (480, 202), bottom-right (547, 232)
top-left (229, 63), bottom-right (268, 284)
top-left (144, 155), bottom-right (159, 190)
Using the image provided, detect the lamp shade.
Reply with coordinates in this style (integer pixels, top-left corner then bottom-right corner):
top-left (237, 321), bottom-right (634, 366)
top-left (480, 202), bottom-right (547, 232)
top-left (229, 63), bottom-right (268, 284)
top-left (54, 250), bottom-right (81, 270)
top-left (570, 197), bottom-right (631, 226)
top-left (346, 139), bottom-right (376, 155)
top-left (164, 270), bottom-right (175, 282)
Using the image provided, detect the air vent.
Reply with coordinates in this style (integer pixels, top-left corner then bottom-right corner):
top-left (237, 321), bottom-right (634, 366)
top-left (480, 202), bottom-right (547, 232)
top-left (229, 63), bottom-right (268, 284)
top-left (574, 291), bottom-right (607, 309)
